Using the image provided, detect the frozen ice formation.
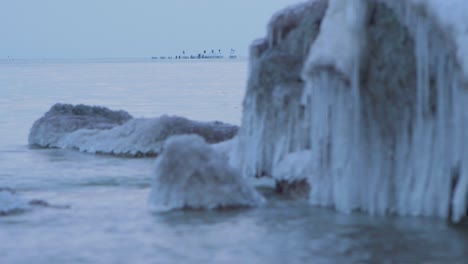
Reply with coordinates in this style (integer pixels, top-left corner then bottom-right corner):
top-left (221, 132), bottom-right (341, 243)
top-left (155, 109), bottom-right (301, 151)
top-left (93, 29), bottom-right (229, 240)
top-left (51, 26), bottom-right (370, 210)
top-left (234, 0), bottom-right (468, 222)
top-left (148, 135), bottom-right (264, 212)
top-left (233, 0), bottom-right (328, 179)
top-left (211, 136), bottom-right (238, 161)
top-left (409, 0), bottom-right (468, 81)
top-left (272, 151), bottom-right (311, 199)
top-left (29, 104), bottom-right (238, 157)
top-left (272, 151), bottom-right (311, 183)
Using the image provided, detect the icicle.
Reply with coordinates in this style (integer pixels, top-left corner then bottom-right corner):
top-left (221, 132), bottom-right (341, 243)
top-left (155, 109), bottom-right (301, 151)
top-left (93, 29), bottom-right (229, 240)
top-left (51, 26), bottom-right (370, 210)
top-left (301, 0), bottom-right (368, 211)
top-left (300, 0), bottom-right (468, 221)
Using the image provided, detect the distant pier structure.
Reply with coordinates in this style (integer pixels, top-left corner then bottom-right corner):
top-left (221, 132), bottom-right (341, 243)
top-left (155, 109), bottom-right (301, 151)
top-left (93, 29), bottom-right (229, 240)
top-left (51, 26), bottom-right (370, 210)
top-left (152, 49), bottom-right (237, 60)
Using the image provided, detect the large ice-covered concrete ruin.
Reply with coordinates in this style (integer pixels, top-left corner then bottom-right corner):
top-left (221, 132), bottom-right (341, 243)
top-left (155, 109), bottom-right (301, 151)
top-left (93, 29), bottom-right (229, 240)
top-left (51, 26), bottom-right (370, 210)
top-left (233, 0), bottom-right (468, 222)
top-left (26, 0), bottom-right (468, 221)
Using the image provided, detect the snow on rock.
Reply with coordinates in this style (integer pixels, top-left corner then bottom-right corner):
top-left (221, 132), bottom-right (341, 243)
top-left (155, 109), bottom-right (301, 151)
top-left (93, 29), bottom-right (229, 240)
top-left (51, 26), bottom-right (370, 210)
top-left (148, 135), bottom-right (264, 212)
top-left (237, 0), bottom-right (468, 222)
top-left (29, 104), bottom-right (238, 157)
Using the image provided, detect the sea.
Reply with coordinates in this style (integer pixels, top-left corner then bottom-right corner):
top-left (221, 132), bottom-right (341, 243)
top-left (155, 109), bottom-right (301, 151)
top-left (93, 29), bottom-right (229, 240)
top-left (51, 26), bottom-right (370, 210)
top-left (0, 59), bottom-right (467, 264)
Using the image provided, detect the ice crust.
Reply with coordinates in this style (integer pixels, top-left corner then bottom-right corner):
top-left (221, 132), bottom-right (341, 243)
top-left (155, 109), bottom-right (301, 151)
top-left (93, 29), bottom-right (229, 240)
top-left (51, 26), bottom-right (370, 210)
top-left (148, 135), bottom-right (264, 212)
top-left (29, 104), bottom-right (238, 157)
top-left (235, 0), bottom-right (468, 222)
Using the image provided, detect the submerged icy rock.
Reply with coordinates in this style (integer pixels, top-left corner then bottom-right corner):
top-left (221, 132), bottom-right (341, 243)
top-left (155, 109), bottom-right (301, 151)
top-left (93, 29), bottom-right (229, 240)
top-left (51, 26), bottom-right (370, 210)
top-left (148, 135), bottom-right (264, 212)
top-left (0, 188), bottom-right (29, 216)
top-left (0, 188), bottom-right (56, 216)
top-left (236, 0), bottom-right (468, 222)
top-left (29, 104), bottom-right (238, 157)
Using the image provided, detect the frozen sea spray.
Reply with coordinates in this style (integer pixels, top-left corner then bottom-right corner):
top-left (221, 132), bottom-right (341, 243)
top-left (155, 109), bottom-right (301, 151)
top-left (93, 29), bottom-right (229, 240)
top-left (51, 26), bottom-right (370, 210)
top-left (29, 104), bottom-right (238, 157)
top-left (148, 135), bottom-right (264, 212)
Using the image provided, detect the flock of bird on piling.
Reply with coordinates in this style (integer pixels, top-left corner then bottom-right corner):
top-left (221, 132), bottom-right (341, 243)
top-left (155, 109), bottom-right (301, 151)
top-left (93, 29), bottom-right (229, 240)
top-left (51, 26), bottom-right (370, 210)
top-left (152, 49), bottom-right (237, 60)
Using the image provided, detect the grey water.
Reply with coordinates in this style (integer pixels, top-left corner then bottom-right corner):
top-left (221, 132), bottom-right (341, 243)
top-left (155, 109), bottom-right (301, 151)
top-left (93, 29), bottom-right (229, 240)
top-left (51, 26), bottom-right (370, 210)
top-left (0, 59), bottom-right (467, 264)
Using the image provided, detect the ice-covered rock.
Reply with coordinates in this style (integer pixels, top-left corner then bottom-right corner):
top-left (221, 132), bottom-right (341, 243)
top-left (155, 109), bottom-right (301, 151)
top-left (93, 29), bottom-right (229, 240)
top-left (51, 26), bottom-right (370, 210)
top-left (236, 0), bottom-right (468, 222)
top-left (29, 103), bottom-right (133, 148)
top-left (148, 135), bottom-right (264, 212)
top-left (29, 104), bottom-right (238, 157)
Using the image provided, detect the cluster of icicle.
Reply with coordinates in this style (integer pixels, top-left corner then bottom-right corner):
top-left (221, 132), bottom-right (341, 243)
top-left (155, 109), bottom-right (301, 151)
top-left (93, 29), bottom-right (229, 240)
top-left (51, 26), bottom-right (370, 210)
top-left (234, 0), bottom-right (468, 222)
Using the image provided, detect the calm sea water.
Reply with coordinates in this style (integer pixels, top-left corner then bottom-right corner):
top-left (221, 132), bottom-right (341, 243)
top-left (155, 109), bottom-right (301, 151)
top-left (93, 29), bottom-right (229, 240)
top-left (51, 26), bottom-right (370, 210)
top-left (0, 59), bottom-right (467, 264)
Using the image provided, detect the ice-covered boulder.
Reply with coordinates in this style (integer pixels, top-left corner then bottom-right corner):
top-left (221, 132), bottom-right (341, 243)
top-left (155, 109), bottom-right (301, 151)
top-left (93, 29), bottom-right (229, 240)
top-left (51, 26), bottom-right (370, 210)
top-left (29, 104), bottom-right (238, 157)
top-left (235, 0), bottom-right (468, 222)
top-left (29, 103), bottom-right (133, 148)
top-left (148, 135), bottom-right (264, 212)
top-left (57, 116), bottom-right (238, 157)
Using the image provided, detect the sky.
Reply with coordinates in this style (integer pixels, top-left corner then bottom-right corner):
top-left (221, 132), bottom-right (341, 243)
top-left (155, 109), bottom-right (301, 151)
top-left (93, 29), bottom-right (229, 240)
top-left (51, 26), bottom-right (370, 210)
top-left (0, 0), bottom-right (302, 59)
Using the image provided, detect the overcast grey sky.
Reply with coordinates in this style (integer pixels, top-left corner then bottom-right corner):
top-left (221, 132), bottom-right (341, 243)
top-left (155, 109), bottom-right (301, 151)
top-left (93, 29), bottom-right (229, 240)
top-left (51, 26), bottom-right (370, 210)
top-left (0, 0), bottom-right (302, 59)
